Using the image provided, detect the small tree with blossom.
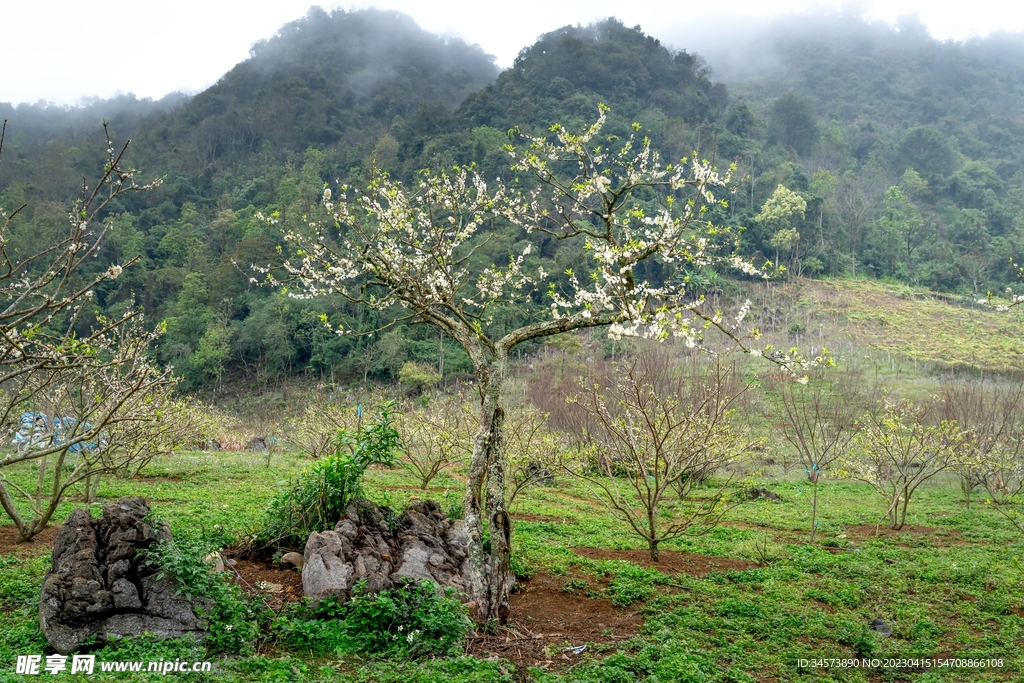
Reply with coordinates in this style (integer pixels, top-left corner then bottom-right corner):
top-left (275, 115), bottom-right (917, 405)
top-left (0, 122), bottom-right (174, 540)
top-left (841, 398), bottom-right (962, 531)
top-left (269, 106), bottom-right (820, 621)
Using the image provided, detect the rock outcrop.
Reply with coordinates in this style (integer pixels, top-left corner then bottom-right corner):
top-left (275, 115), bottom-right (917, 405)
top-left (302, 499), bottom-right (471, 604)
top-left (40, 498), bottom-right (211, 654)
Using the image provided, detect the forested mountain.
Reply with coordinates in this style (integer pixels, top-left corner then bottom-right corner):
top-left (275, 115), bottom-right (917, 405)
top-left (704, 14), bottom-right (1024, 289)
top-left (1, 9), bottom-right (1023, 390)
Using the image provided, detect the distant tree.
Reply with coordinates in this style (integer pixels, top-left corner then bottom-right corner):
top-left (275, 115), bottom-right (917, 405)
top-left (836, 172), bottom-right (884, 278)
top-left (397, 361), bottom-right (440, 394)
top-left (191, 317), bottom-right (231, 391)
top-left (808, 169), bottom-right (837, 250)
top-left (769, 93), bottom-right (820, 157)
top-left (876, 186), bottom-right (925, 280)
top-left (895, 126), bottom-right (958, 184)
top-left (756, 184), bottom-right (807, 279)
top-left (725, 103), bottom-right (758, 138)
top-left (269, 108), bottom-right (818, 621)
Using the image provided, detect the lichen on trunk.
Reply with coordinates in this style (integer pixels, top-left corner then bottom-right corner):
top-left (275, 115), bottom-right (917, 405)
top-left (463, 354), bottom-right (513, 623)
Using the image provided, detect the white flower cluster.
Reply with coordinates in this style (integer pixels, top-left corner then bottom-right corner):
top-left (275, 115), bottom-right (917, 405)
top-left (270, 107), bottom-right (825, 376)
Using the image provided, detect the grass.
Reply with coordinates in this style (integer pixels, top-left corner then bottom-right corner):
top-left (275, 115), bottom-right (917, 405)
top-left (794, 279), bottom-right (1024, 372)
top-left (1, 448), bottom-right (1022, 682)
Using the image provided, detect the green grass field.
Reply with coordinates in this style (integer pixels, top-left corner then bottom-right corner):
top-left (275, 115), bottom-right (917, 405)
top-left (1, 449), bottom-right (1021, 683)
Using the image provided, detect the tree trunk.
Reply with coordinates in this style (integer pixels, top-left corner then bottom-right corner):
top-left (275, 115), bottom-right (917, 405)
top-left (36, 455), bottom-right (47, 509)
top-left (464, 354), bottom-right (512, 623)
top-left (809, 477), bottom-right (820, 542)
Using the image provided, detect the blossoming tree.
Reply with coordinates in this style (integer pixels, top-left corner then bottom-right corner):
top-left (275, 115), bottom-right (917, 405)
top-left (273, 107), bottom-right (817, 621)
top-left (0, 122), bottom-right (175, 541)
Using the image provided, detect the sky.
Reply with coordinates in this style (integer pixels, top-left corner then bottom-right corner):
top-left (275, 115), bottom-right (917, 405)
top-left (3, 0), bottom-right (1023, 106)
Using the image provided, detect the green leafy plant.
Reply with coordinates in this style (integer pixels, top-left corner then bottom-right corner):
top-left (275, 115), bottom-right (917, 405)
top-left (274, 580), bottom-right (470, 658)
top-left (144, 535), bottom-right (267, 654)
top-left (256, 401), bottom-right (400, 550)
top-left (736, 530), bottom-right (786, 566)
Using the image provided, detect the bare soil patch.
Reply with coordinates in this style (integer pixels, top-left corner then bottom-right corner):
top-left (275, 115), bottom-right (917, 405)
top-left (468, 571), bottom-right (642, 678)
top-left (228, 557), bottom-right (304, 611)
top-left (573, 547), bottom-right (757, 575)
top-left (551, 492), bottom-right (603, 509)
top-left (810, 599), bottom-right (836, 614)
top-left (0, 524), bottom-right (58, 558)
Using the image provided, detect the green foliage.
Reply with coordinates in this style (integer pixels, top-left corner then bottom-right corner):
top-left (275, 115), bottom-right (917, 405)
top-left (599, 562), bottom-right (661, 607)
top-left (144, 534), bottom-right (267, 654)
top-left (274, 580), bottom-right (471, 658)
top-left (257, 402), bottom-right (401, 549)
top-left (836, 623), bottom-right (879, 658)
top-left (0, 555), bottom-right (49, 672)
top-left (769, 93), bottom-right (820, 156)
top-left (398, 361), bottom-right (441, 393)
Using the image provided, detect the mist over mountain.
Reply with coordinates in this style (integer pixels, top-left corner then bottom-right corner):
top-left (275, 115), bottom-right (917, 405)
top-left (0, 92), bottom-right (190, 144)
top-left (685, 13), bottom-right (1024, 168)
top-left (2, 9), bottom-right (1023, 389)
top-left (459, 19), bottom-right (726, 131)
top-left (134, 7), bottom-right (499, 172)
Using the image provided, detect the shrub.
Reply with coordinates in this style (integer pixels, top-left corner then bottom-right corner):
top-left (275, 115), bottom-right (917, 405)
top-left (256, 402), bottom-right (401, 550)
top-left (398, 362), bottom-right (441, 394)
top-left (144, 534), bottom-right (267, 655)
top-left (841, 398), bottom-right (962, 529)
top-left (274, 580), bottom-right (471, 658)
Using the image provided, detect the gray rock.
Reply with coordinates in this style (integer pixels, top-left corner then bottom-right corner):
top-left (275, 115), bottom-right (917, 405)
top-left (111, 578), bottom-right (142, 610)
top-left (39, 497), bottom-right (211, 654)
top-left (302, 533), bottom-right (357, 602)
top-left (302, 498), bottom-right (474, 605)
top-left (527, 461), bottom-right (555, 485)
top-left (280, 551), bottom-right (304, 569)
top-left (393, 543), bottom-right (432, 582)
top-left (869, 618), bottom-right (893, 636)
top-left (744, 487), bottom-right (783, 502)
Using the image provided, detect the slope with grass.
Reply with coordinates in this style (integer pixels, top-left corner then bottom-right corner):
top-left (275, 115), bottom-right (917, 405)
top-left (775, 278), bottom-right (1024, 372)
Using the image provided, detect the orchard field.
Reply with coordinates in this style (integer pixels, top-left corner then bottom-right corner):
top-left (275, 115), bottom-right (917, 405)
top-left (1, 359), bottom-right (1023, 683)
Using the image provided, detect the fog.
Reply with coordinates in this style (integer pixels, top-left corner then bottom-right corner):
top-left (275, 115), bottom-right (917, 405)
top-left (8, 1), bottom-right (1024, 108)
top-left (665, 10), bottom-right (1024, 87)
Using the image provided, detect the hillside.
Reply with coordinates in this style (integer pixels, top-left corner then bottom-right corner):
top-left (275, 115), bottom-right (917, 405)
top-left (1, 10), bottom-right (1023, 390)
top-left (789, 279), bottom-right (1024, 372)
top-left (138, 7), bottom-right (498, 169)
